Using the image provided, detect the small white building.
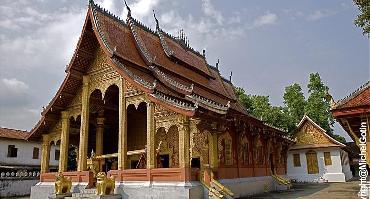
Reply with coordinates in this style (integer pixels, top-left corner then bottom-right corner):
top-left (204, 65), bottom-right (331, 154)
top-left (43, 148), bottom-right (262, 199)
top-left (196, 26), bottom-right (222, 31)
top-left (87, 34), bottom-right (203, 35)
top-left (0, 127), bottom-right (60, 197)
top-left (0, 127), bottom-right (59, 174)
top-left (287, 116), bottom-right (352, 182)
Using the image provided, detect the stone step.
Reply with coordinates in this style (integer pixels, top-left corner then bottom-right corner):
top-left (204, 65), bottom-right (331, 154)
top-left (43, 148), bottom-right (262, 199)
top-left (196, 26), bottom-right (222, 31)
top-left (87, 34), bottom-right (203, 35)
top-left (65, 194), bottom-right (121, 199)
top-left (79, 188), bottom-right (97, 194)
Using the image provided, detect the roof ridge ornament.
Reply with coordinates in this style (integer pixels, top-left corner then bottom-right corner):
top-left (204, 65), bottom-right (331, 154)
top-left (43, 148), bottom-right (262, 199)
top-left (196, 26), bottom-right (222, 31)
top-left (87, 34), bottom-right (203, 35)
top-left (89, 0), bottom-right (95, 6)
top-left (124, 0), bottom-right (131, 17)
top-left (153, 10), bottom-right (159, 30)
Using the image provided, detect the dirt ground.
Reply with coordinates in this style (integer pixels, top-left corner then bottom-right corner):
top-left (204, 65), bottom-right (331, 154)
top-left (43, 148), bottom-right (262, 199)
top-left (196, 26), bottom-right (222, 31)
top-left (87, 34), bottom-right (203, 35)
top-left (245, 179), bottom-right (360, 199)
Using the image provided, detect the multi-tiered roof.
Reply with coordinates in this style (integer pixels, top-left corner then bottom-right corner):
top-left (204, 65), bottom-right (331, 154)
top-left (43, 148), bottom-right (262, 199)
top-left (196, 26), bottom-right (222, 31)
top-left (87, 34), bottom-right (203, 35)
top-left (28, 0), bottom-right (291, 140)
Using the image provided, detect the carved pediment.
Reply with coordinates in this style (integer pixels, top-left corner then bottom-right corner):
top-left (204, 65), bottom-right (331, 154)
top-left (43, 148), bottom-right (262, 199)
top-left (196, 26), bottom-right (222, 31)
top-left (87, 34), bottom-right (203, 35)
top-left (294, 120), bottom-right (332, 145)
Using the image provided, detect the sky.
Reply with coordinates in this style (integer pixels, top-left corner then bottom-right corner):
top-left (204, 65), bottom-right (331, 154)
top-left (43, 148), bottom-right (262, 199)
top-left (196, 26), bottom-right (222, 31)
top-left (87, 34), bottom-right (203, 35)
top-left (0, 0), bottom-right (369, 141)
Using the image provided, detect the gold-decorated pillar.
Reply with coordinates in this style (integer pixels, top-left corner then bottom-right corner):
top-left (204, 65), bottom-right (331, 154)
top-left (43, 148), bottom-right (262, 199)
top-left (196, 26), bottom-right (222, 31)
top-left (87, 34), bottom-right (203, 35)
top-left (209, 132), bottom-right (218, 169)
top-left (41, 134), bottom-right (51, 173)
top-left (96, 115), bottom-right (105, 156)
top-left (179, 116), bottom-right (190, 168)
top-left (59, 111), bottom-right (70, 172)
top-left (78, 76), bottom-right (90, 171)
top-left (118, 78), bottom-right (127, 169)
top-left (146, 102), bottom-right (155, 169)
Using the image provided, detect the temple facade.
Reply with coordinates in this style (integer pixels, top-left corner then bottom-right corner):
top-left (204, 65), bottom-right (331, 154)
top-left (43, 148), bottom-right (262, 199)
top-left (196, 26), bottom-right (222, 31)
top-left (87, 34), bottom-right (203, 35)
top-left (28, 1), bottom-right (293, 198)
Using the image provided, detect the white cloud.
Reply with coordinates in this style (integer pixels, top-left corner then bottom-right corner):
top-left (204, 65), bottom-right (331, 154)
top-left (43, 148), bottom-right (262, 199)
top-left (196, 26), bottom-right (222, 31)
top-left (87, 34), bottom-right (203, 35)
top-left (2, 78), bottom-right (29, 91)
top-left (306, 10), bottom-right (335, 21)
top-left (121, 0), bottom-right (161, 20)
top-left (253, 12), bottom-right (278, 27)
top-left (201, 0), bottom-right (224, 24)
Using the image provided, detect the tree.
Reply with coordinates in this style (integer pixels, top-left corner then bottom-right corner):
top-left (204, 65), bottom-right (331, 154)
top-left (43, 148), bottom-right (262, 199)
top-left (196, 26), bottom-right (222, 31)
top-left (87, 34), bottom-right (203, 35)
top-left (67, 145), bottom-right (78, 171)
top-left (235, 87), bottom-right (290, 132)
top-left (354, 0), bottom-right (370, 36)
top-left (304, 73), bottom-right (333, 134)
top-left (283, 83), bottom-right (306, 126)
top-left (235, 87), bottom-right (253, 113)
top-left (234, 74), bottom-right (347, 143)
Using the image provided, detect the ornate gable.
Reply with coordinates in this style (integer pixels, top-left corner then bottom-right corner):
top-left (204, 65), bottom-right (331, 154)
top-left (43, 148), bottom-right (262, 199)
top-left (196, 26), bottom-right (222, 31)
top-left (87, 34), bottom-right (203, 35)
top-left (295, 120), bottom-right (332, 145)
top-left (291, 115), bottom-right (345, 149)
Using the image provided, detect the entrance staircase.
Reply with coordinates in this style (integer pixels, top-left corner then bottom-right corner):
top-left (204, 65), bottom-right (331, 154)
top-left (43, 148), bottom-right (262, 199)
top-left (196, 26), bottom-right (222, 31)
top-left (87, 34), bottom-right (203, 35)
top-left (200, 169), bottom-right (235, 199)
top-left (271, 174), bottom-right (292, 189)
top-left (64, 188), bottom-right (121, 199)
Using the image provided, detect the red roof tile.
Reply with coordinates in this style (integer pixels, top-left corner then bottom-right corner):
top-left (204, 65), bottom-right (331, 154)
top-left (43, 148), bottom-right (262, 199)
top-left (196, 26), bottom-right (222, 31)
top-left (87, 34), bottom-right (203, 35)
top-left (0, 127), bottom-right (29, 140)
top-left (333, 81), bottom-right (370, 110)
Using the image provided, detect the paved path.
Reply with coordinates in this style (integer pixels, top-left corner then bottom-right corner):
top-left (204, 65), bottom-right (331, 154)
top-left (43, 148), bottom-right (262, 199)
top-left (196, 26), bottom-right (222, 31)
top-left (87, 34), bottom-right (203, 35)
top-left (245, 180), bottom-right (360, 199)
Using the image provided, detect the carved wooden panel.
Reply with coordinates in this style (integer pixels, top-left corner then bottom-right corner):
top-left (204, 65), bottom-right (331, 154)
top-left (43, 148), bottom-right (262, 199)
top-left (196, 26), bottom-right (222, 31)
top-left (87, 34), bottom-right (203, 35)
top-left (218, 132), bottom-right (233, 166)
top-left (191, 128), bottom-right (210, 166)
top-left (125, 81), bottom-right (143, 97)
top-left (295, 121), bottom-right (332, 145)
top-left (154, 104), bottom-right (180, 132)
top-left (87, 48), bottom-right (121, 96)
top-left (238, 132), bottom-right (251, 165)
top-left (155, 125), bottom-right (179, 168)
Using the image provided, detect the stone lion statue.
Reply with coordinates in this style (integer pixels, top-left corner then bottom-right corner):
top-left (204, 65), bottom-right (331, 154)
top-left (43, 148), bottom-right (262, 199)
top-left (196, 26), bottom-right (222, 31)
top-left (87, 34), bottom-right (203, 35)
top-left (96, 172), bottom-right (115, 195)
top-left (55, 173), bottom-right (72, 194)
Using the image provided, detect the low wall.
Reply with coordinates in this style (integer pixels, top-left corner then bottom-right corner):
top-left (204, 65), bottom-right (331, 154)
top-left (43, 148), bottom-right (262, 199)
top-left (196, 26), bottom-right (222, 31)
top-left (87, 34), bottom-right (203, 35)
top-left (219, 176), bottom-right (286, 198)
top-left (0, 178), bottom-right (38, 197)
top-left (108, 168), bottom-right (198, 182)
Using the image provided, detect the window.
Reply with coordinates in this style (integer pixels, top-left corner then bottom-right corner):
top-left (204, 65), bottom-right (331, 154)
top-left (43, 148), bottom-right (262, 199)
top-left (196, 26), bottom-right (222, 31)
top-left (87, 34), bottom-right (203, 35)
top-left (293, 154), bottom-right (301, 167)
top-left (324, 152), bottom-right (332, 165)
top-left (55, 149), bottom-right (60, 160)
top-left (159, 154), bottom-right (170, 168)
top-left (7, 145), bottom-right (18, 158)
top-left (32, 147), bottom-right (39, 159)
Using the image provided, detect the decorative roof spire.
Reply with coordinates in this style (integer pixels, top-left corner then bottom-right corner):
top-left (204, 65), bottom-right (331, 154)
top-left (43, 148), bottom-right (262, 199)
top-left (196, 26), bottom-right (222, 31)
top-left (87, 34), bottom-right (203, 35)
top-left (229, 71), bottom-right (233, 82)
top-left (216, 59), bottom-right (220, 69)
top-left (153, 10), bottom-right (159, 30)
top-left (124, 0), bottom-right (131, 17)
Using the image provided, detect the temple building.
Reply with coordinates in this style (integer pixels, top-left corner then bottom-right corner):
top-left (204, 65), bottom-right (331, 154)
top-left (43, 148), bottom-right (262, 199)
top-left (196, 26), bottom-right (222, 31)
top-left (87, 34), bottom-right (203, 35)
top-left (331, 81), bottom-right (370, 166)
top-left (286, 116), bottom-right (352, 182)
top-left (28, 1), bottom-right (293, 198)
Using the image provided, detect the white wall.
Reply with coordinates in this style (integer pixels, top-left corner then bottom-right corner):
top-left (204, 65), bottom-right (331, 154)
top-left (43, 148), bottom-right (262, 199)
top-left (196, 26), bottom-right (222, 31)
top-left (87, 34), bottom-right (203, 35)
top-left (287, 147), bottom-right (346, 182)
top-left (0, 179), bottom-right (39, 197)
top-left (0, 139), bottom-right (59, 167)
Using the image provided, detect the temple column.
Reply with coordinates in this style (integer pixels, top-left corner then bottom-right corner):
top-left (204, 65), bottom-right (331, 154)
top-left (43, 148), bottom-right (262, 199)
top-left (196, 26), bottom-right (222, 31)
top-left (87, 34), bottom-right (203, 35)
top-left (96, 113), bottom-right (105, 156)
top-left (78, 76), bottom-right (90, 171)
top-left (209, 132), bottom-right (218, 169)
top-left (118, 78), bottom-right (127, 169)
top-left (59, 111), bottom-right (70, 172)
top-left (179, 116), bottom-right (190, 168)
top-left (146, 102), bottom-right (155, 169)
top-left (41, 134), bottom-right (51, 174)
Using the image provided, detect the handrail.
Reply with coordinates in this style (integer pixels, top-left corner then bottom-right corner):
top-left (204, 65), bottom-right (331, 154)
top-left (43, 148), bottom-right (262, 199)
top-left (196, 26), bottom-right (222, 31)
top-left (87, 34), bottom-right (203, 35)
top-left (200, 179), bottom-right (224, 198)
top-left (199, 169), bottom-right (223, 199)
top-left (211, 178), bottom-right (234, 197)
top-left (95, 153), bottom-right (119, 159)
top-left (272, 174), bottom-right (291, 186)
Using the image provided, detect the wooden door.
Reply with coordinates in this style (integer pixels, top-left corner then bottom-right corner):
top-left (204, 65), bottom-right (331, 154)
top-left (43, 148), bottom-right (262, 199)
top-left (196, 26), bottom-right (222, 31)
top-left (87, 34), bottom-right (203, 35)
top-left (306, 150), bottom-right (319, 174)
